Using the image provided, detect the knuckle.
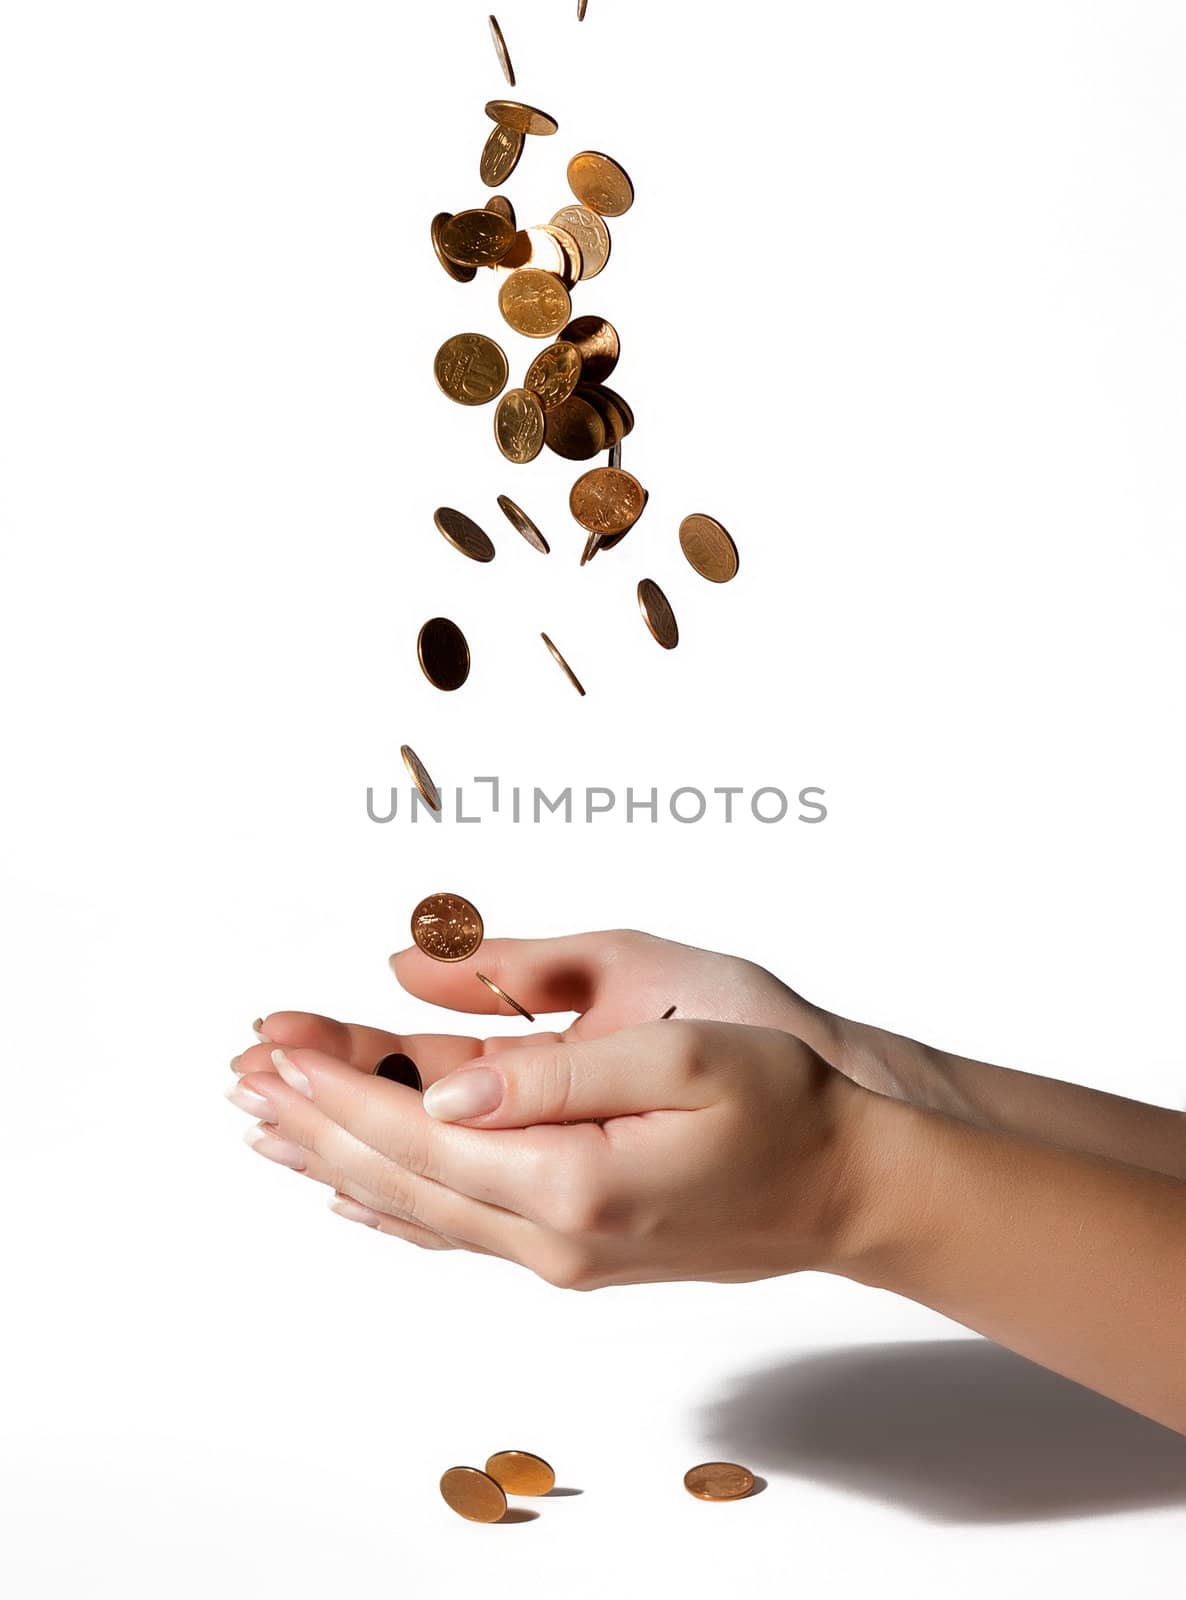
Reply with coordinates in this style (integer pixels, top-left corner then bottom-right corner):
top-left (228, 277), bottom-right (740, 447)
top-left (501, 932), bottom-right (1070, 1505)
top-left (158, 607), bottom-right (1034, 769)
top-left (533, 1241), bottom-right (598, 1292)
top-left (544, 1153), bottom-right (611, 1237)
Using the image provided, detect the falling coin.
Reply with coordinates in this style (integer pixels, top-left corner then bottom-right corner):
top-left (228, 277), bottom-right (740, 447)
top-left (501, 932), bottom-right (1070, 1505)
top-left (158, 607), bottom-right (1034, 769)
top-left (485, 1452), bottom-right (556, 1496)
top-left (608, 440), bottom-right (622, 470)
top-left (579, 531), bottom-right (601, 566)
top-left (660, 1006), bottom-right (676, 1020)
top-left (576, 385), bottom-right (627, 448)
top-left (683, 1463), bottom-right (756, 1502)
top-left (525, 341), bottom-right (584, 410)
top-left (486, 194), bottom-right (516, 228)
top-left (594, 382), bottom-right (634, 436)
top-left (637, 579), bottom-right (679, 650)
top-left (476, 972), bottom-right (536, 1022)
top-left (401, 744), bottom-right (441, 811)
top-left (434, 506), bottom-right (496, 564)
top-left (578, 0), bottom-right (588, 17)
top-left (485, 99), bottom-right (559, 137)
top-left (439, 1466), bottom-right (507, 1524)
top-left (488, 14), bottom-right (515, 86)
top-left (495, 387), bottom-right (546, 464)
top-left (412, 894), bottom-right (484, 963)
top-left (496, 495), bottom-right (550, 554)
top-left (417, 617), bottom-right (472, 691)
top-left (499, 268), bottom-right (572, 338)
top-left (439, 209), bottom-right (516, 268)
top-left (567, 150), bottom-right (634, 217)
top-left (374, 1053), bottom-right (423, 1091)
top-left (480, 122), bottom-right (525, 187)
top-left (544, 392), bottom-right (606, 460)
top-left (496, 226), bottom-right (571, 280)
top-left (679, 513), bottom-right (739, 583)
top-left (559, 315), bottom-right (620, 383)
top-left (431, 213), bottom-right (478, 284)
top-left (570, 466), bottom-right (646, 534)
top-left (549, 204), bottom-right (611, 279)
top-left (540, 632), bottom-right (586, 696)
top-left (434, 332), bottom-right (509, 406)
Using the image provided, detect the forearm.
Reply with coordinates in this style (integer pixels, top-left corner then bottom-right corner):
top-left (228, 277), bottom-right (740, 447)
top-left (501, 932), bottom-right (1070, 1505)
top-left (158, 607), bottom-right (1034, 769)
top-left (840, 1093), bottom-right (1186, 1434)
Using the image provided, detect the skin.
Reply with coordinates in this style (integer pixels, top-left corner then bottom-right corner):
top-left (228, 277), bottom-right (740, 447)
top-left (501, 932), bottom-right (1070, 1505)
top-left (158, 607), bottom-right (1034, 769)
top-left (228, 929), bottom-right (1186, 1435)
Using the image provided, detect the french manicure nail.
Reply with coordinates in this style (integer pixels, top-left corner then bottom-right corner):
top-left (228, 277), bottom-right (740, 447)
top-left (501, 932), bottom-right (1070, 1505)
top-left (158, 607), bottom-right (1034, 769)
top-left (244, 1124), bottom-right (307, 1171)
top-left (271, 1048), bottom-right (313, 1099)
top-left (422, 1066), bottom-right (503, 1122)
top-left (253, 1017), bottom-right (270, 1041)
top-left (230, 1054), bottom-right (244, 1074)
top-left (226, 1081), bottom-right (272, 1117)
top-left (330, 1196), bottom-right (385, 1228)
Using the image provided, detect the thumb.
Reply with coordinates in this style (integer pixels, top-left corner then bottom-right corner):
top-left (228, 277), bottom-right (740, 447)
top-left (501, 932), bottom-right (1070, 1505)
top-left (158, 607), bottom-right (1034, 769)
top-left (421, 1022), bottom-right (718, 1128)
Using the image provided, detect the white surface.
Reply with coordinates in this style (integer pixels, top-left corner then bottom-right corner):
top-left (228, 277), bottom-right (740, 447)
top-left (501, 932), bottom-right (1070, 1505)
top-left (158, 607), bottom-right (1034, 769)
top-left (2, 1), bottom-right (1185, 1593)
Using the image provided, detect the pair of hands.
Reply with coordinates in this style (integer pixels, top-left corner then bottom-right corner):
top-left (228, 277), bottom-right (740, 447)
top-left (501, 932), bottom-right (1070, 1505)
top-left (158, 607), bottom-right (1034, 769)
top-left (229, 930), bottom-right (890, 1290)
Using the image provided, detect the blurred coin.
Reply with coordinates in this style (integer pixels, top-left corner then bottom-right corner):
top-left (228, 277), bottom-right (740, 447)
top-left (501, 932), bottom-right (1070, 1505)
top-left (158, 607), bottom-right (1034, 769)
top-left (608, 440), bottom-right (622, 469)
top-left (439, 209), bottom-right (516, 267)
top-left (374, 1053), bottom-right (423, 1091)
top-left (417, 617), bottom-right (472, 691)
top-left (431, 213), bottom-right (477, 283)
top-left (440, 1466), bottom-right (507, 1523)
top-left (567, 150), bottom-right (634, 216)
top-left (496, 494), bottom-right (550, 554)
top-left (578, 0), bottom-right (588, 17)
top-left (596, 382), bottom-right (634, 435)
top-left (434, 506), bottom-right (496, 563)
top-left (525, 341), bottom-right (583, 410)
top-left (496, 226), bottom-right (569, 279)
top-left (683, 1463), bottom-right (755, 1502)
top-left (486, 194), bottom-right (516, 227)
top-left (488, 14), bottom-right (515, 86)
top-left (540, 225), bottom-right (584, 287)
top-left (559, 315), bottom-right (619, 382)
top-left (544, 393), bottom-right (606, 460)
top-left (660, 1006), bottom-right (676, 1020)
top-left (540, 632), bottom-right (586, 696)
top-left (575, 384), bottom-right (626, 448)
top-left (638, 578), bottom-right (679, 650)
top-left (485, 1451), bottom-right (556, 1496)
top-left (495, 387), bottom-right (546, 463)
top-left (579, 531), bottom-right (601, 566)
top-left (434, 332), bottom-right (508, 406)
top-left (570, 466), bottom-right (646, 534)
top-left (412, 894), bottom-right (484, 963)
top-left (400, 744), bottom-right (441, 810)
top-left (499, 268), bottom-right (571, 338)
top-left (485, 99), bottom-right (558, 137)
top-left (480, 123), bottom-right (525, 186)
top-left (680, 513), bottom-right (739, 583)
top-left (550, 204), bottom-right (611, 279)
top-left (476, 972), bottom-right (536, 1022)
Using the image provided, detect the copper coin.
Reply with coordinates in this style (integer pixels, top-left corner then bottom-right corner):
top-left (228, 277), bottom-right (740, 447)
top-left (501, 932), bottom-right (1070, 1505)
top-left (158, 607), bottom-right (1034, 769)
top-left (598, 488), bottom-right (648, 552)
top-left (570, 466), bottom-right (646, 534)
top-left (540, 632), bottom-right (586, 696)
top-left (400, 744), bottom-right (441, 811)
top-left (683, 1462), bottom-right (755, 1502)
top-left (412, 894), bottom-right (484, 964)
top-left (495, 387), bottom-right (546, 464)
top-left (549, 204), bottom-right (611, 279)
top-left (497, 494), bottom-right (550, 554)
top-left (495, 226), bottom-right (570, 280)
top-left (578, 0), bottom-right (588, 17)
top-left (417, 617), bottom-right (471, 691)
top-left (476, 972), bottom-right (535, 1022)
top-left (680, 513), bottom-right (739, 584)
top-left (439, 209), bottom-right (516, 267)
top-left (539, 225), bottom-right (584, 287)
top-left (485, 99), bottom-right (558, 137)
top-left (434, 332), bottom-right (508, 406)
top-left (439, 1466), bottom-right (507, 1523)
top-left (484, 1451), bottom-right (556, 1496)
top-left (434, 506), bottom-right (496, 563)
top-left (486, 194), bottom-right (516, 228)
top-left (544, 393), bottom-right (605, 460)
top-left (567, 150), bottom-right (634, 217)
top-left (374, 1052), bottom-right (423, 1091)
top-left (594, 382), bottom-right (634, 436)
top-left (488, 14), bottom-right (515, 86)
top-left (559, 315), bottom-right (619, 382)
top-left (660, 1006), bottom-right (676, 1020)
top-left (638, 579), bottom-right (679, 650)
top-left (480, 123), bottom-right (525, 187)
top-left (430, 213), bottom-right (477, 284)
top-left (575, 385), bottom-right (627, 448)
top-left (607, 440), bottom-right (622, 470)
top-left (525, 341), bottom-right (584, 410)
top-left (579, 531), bottom-right (601, 566)
top-left (498, 269), bottom-right (571, 338)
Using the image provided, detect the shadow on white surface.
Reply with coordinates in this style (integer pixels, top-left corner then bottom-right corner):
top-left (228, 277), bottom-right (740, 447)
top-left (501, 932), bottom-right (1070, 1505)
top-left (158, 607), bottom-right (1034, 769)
top-left (701, 1340), bottom-right (1186, 1523)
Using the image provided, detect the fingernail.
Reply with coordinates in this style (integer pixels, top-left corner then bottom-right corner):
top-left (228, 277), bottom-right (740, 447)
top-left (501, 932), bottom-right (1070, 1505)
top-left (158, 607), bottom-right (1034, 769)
top-left (244, 1124), bottom-right (307, 1171)
top-left (230, 1054), bottom-right (245, 1074)
top-left (271, 1048), bottom-right (313, 1099)
top-left (226, 1081), bottom-right (273, 1117)
top-left (253, 1018), bottom-right (271, 1042)
top-left (330, 1195), bottom-right (385, 1228)
top-left (422, 1065), bottom-right (503, 1122)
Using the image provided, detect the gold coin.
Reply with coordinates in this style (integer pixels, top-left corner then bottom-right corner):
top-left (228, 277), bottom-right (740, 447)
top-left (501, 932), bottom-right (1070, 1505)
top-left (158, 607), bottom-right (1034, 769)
top-left (680, 513), bottom-right (739, 584)
top-left (480, 122), bottom-right (525, 187)
top-left (486, 194), bottom-right (516, 228)
top-left (567, 150), bottom-right (634, 217)
top-left (488, 14), bottom-right (515, 86)
top-left (485, 99), bottom-right (558, 137)
top-left (498, 269), bottom-right (572, 338)
top-left (412, 894), bottom-right (484, 963)
top-left (570, 466), bottom-right (646, 534)
top-left (434, 332), bottom-right (508, 406)
top-left (540, 225), bottom-right (584, 287)
top-left (374, 1052), bottom-right (423, 1091)
top-left (594, 382), bottom-right (634, 436)
top-left (400, 744), bottom-right (441, 811)
top-left (496, 494), bottom-right (550, 554)
top-left (433, 506), bottom-right (496, 564)
top-left (575, 384), bottom-right (626, 448)
top-left (495, 226), bottom-right (569, 280)
top-left (549, 204), bottom-right (611, 279)
top-left (417, 617), bottom-right (471, 691)
top-left (439, 209), bottom-right (516, 267)
top-left (495, 387), bottom-right (546, 464)
top-left (439, 1466), bottom-right (507, 1523)
top-left (559, 315), bottom-right (619, 382)
top-left (638, 578), bottom-right (679, 650)
top-left (683, 1462), bottom-right (756, 1502)
top-left (476, 972), bottom-right (536, 1022)
top-left (430, 213), bottom-right (477, 284)
top-left (544, 393), bottom-right (605, 460)
top-left (540, 632), bottom-right (586, 696)
top-left (484, 1451), bottom-right (556, 1496)
top-left (525, 341), bottom-right (584, 410)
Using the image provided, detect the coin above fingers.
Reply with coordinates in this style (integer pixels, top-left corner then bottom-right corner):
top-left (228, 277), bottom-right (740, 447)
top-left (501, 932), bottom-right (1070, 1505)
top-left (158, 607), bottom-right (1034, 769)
top-left (412, 894), bottom-right (484, 963)
top-left (476, 972), bottom-right (536, 1022)
top-left (374, 1053), bottom-right (424, 1091)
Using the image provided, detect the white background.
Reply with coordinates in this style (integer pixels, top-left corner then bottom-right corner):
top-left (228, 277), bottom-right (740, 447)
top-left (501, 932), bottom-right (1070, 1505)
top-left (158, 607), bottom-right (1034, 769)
top-left (2, 0), bottom-right (1185, 1593)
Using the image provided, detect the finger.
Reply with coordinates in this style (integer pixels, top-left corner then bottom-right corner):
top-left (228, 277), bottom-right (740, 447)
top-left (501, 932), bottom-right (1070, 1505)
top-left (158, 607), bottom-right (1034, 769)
top-left (329, 1193), bottom-right (457, 1250)
top-left (390, 931), bottom-right (635, 1017)
top-left (234, 1015), bottom-right (485, 1086)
